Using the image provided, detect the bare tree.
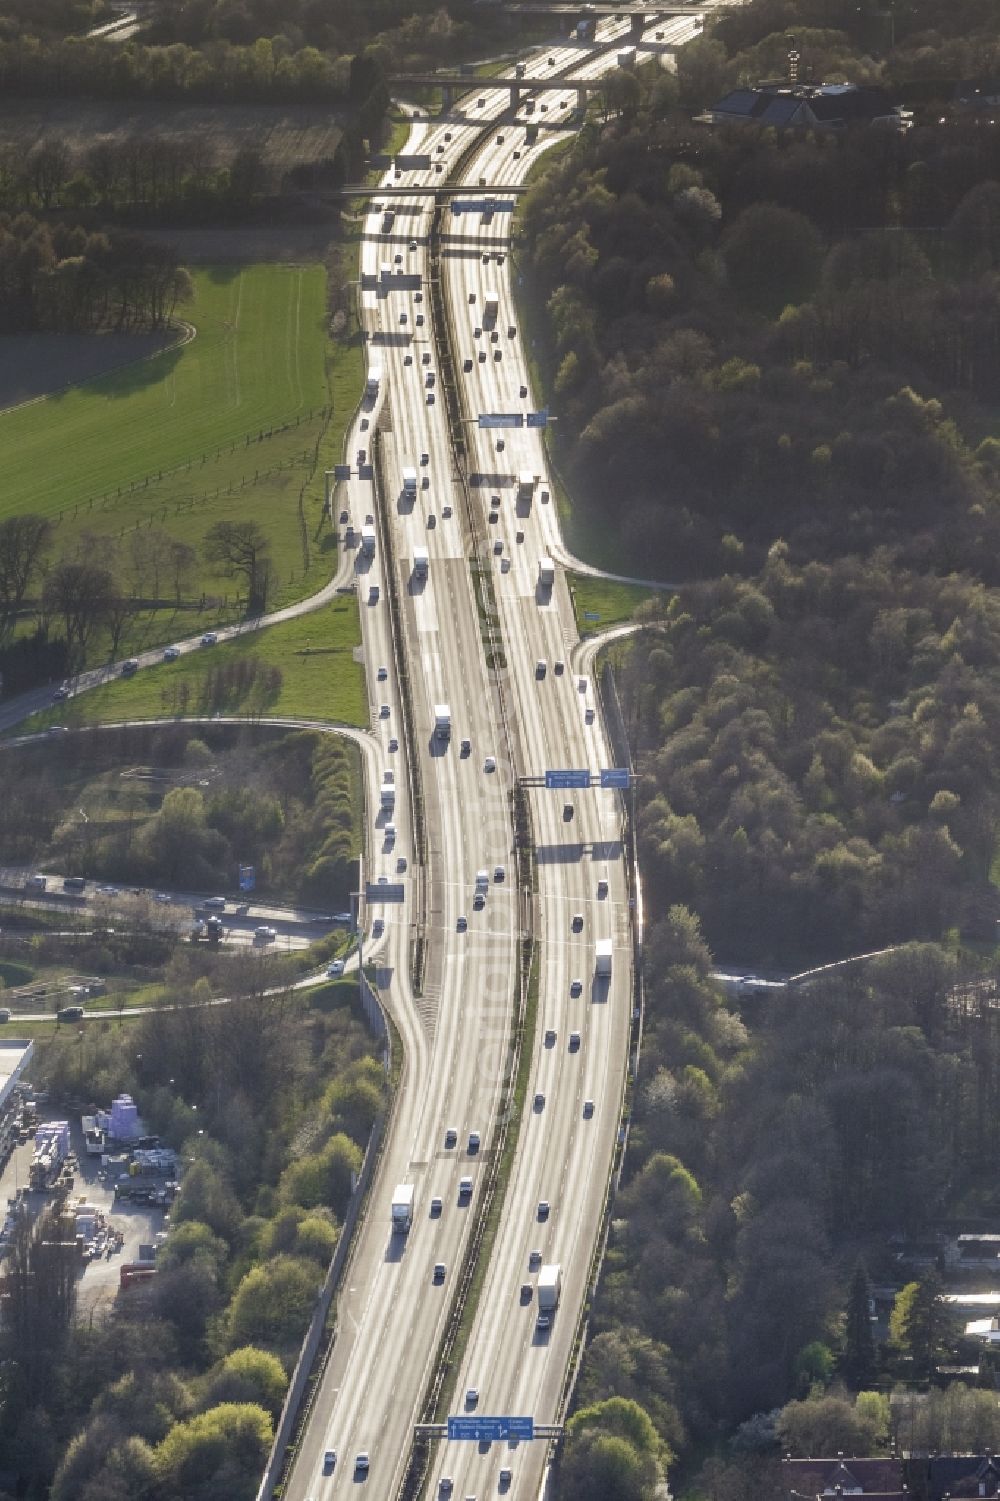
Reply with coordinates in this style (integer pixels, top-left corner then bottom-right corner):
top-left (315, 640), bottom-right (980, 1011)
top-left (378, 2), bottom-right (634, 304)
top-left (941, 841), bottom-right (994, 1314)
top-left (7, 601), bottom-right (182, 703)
top-left (171, 539), bottom-right (197, 604)
top-left (203, 520), bottom-right (271, 613)
top-left (42, 560), bottom-right (116, 669)
top-left (0, 513), bottom-right (53, 637)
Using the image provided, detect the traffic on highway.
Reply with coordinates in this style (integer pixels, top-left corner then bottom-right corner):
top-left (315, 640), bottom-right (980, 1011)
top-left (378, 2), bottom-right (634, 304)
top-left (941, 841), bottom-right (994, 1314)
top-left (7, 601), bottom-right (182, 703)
top-left (283, 10), bottom-right (702, 1501)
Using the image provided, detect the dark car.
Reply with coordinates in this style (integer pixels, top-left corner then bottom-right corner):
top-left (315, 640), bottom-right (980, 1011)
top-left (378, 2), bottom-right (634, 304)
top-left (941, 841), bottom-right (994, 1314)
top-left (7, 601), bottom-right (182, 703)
top-left (57, 1006), bottom-right (85, 1022)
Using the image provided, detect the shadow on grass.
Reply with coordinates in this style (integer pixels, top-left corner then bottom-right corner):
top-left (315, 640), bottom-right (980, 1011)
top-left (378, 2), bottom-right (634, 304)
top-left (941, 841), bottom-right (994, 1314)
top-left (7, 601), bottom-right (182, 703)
top-left (72, 340), bottom-right (189, 402)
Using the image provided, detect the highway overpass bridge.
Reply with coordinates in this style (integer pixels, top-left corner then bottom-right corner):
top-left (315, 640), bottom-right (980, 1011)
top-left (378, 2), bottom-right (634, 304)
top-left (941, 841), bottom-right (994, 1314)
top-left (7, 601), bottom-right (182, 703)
top-left (391, 69), bottom-right (654, 108)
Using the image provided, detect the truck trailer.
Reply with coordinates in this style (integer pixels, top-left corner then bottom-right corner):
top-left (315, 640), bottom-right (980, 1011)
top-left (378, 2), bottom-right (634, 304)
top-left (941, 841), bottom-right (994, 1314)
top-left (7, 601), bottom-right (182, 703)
top-left (381, 771), bottom-right (396, 810)
top-left (483, 290), bottom-right (500, 326)
top-left (595, 938), bottom-right (613, 978)
top-left (402, 466), bottom-right (418, 494)
top-left (537, 1262), bottom-right (562, 1329)
top-left (366, 364), bottom-right (382, 397)
top-left (360, 524), bottom-right (376, 555)
top-left (537, 1263), bottom-right (562, 1311)
top-left (391, 1183), bottom-right (414, 1233)
top-left (538, 556), bottom-right (555, 588)
top-left (434, 704), bottom-right (452, 740)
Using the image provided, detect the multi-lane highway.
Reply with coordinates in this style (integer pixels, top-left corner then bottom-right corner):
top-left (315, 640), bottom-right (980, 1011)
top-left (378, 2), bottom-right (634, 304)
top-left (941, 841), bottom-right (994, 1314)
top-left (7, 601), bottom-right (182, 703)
top-left (283, 12), bottom-right (705, 1501)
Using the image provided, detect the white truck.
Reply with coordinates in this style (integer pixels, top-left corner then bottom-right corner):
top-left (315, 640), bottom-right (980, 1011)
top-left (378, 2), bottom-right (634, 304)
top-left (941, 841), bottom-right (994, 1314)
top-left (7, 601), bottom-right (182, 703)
top-left (483, 290), bottom-right (500, 326)
top-left (392, 1184), bottom-right (414, 1233)
top-left (381, 771), bottom-right (395, 810)
top-left (617, 45), bottom-right (637, 69)
top-left (366, 364), bottom-right (382, 397)
top-left (434, 704), bottom-right (452, 740)
top-left (537, 1263), bottom-right (562, 1314)
top-left (517, 471), bottom-right (537, 501)
top-left (595, 938), bottom-right (613, 978)
top-left (402, 466), bottom-right (418, 494)
top-left (538, 556), bottom-right (555, 588)
top-left (413, 545), bottom-right (429, 578)
top-left (360, 524), bottom-right (376, 555)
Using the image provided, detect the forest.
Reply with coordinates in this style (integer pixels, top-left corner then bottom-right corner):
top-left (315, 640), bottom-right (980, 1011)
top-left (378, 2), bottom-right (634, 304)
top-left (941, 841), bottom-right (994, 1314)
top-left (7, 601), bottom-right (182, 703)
top-left (0, 0), bottom-right (491, 110)
top-left (624, 556), bottom-right (1000, 967)
top-left (0, 214), bottom-right (190, 333)
top-left (519, 69), bottom-right (1000, 580)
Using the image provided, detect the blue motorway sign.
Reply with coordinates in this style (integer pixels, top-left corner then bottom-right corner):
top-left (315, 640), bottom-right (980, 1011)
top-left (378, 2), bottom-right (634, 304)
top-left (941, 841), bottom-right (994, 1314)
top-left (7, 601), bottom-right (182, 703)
top-left (545, 769), bottom-right (591, 790)
top-left (451, 199), bottom-right (516, 215)
top-left (447, 1416), bottom-right (535, 1442)
top-left (600, 769), bottom-right (631, 790)
top-left (478, 413), bottom-right (524, 429)
top-left (526, 409), bottom-right (550, 428)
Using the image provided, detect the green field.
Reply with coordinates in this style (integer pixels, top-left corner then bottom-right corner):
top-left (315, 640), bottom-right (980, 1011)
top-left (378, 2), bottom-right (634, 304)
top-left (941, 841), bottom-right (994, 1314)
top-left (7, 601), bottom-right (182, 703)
top-left (2, 265), bottom-right (364, 642)
top-left (568, 573), bottom-right (659, 635)
top-left (4, 266), bottom-right (330, 517)
top-left (28, 594), bottom-right (366, 730)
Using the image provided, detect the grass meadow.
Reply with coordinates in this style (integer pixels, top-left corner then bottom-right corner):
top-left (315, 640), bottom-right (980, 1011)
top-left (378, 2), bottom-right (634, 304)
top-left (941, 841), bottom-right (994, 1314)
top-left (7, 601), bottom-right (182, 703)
top-left (2, 264), bottom-right (364, 633)
top-left (30, 594), bottom-right (367, 730)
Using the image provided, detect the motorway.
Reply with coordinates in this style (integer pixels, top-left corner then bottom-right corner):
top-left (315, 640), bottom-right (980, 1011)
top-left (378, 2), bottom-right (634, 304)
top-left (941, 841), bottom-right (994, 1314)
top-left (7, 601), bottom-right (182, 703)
top-left (284, 13), bottom-right (701, 1501)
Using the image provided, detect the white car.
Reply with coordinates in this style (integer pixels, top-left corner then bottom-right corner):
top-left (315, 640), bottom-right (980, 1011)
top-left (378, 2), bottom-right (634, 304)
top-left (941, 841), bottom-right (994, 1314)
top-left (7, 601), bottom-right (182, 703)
top-left (200, 632), bottom-right (218, 646)
top-left (377, 665), bottom-right (388, 680)
top-left (163, 644), bottom-right (180, 661)
top-left (327, 960), bottom-right (345, 977)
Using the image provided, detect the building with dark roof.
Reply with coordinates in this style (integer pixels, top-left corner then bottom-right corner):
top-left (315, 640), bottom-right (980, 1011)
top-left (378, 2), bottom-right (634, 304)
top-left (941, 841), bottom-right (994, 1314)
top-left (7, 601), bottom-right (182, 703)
top-left (781, 1458), bottom-right (907, 1497)
top-left (922, 1455), bottom-right (1000, 1499)
top-left (697, 82), bottom-right (911, 131)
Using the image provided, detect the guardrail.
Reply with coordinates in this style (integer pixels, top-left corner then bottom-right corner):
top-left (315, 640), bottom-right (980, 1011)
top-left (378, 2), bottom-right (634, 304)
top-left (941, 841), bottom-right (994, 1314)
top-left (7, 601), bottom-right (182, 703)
top-left (549, 655), bottom-right (643, 1449)
top-left (371, 428), bottom-right (429, 996)
top-left (259, 969), bottom-right (393, 1501)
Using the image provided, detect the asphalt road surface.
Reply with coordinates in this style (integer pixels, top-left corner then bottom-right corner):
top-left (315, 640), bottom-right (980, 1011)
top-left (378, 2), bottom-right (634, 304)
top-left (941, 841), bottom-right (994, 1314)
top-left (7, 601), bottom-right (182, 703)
top-left (281, 12), bottom-right (707, 1499)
